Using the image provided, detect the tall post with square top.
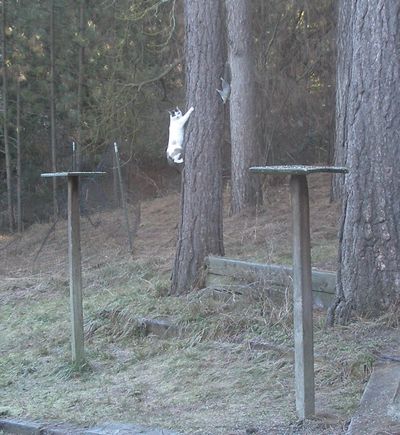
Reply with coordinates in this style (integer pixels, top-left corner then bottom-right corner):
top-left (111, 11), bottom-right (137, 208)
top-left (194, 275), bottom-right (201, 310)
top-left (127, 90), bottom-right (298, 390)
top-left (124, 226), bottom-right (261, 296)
top-left (67, 174), bottom-right (84, 365)
top-left (290, 174), bottom-right (314, 418)
top-left (250, 165), bottom-right (348, 419)
top-left (41, 171), bottom-right (105, 367)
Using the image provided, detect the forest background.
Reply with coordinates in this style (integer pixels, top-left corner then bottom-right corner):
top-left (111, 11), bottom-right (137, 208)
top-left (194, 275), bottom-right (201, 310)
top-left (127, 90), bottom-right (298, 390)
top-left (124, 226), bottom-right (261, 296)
top-left (0, 0), bottom-right (336, 230)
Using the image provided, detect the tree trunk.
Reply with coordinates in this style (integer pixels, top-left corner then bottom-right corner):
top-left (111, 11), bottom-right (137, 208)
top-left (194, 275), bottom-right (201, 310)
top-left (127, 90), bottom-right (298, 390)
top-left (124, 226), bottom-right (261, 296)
top-left (170, 0), bottom-right (225, 294)
top-left (2, 0), bottom-right (14, 232)
top-left (328, 0), bottom-right (400, 324)
top-left (331, 0), bottom-right (352, 201)
top-left (16, 78), bottom-right (22, 233)
top-left (226, 0), bottom-right (262, 214)
top-left (50, 0), bottom-right (58, 220)
top-left (76, 0), bottom-right (85, 170)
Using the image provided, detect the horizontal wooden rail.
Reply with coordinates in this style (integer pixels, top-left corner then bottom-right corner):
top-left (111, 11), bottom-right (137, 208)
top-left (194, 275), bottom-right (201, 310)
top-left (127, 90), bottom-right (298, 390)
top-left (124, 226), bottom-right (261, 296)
top-left (205, 256), bottom-right (336, 308)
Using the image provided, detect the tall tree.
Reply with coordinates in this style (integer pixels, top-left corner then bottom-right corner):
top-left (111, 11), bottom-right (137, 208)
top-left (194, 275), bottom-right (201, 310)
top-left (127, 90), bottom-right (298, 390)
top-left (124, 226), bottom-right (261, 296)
top-left (14, 0), bottom-right (22, 233)
top-left (76, 0), bottom-right (85, 170)
top-left (2, 0), bottom-right (14, 232)
top-left (226, 0), bottom-right (262, 214)
top-left (49, 0), bottom-right (58, 219)
top-left (16, 76), bottom-right (22, 232)
top-left (170, 0), bottom-right (225, 294)
top-left (328, 0), bottom-right (400, 324)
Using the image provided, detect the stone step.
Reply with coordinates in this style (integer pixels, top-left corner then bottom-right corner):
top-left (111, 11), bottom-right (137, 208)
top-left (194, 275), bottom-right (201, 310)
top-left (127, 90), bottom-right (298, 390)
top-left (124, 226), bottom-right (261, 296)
top-left (0, 418), bottom-right (180, 435)
top-left (347, 361), bottom-right (400, 434)
top-left (388, 377), bottom-right (400, 424)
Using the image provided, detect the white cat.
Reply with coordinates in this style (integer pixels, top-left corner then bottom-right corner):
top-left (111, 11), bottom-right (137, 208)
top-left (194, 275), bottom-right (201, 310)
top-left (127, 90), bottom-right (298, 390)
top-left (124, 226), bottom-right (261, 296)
top-left (166, 106), bottom-right (194, 165)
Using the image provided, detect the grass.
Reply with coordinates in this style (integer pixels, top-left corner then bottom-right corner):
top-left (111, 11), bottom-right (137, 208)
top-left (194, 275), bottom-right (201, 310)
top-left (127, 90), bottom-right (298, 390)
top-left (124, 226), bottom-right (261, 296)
top-left (1, 257), bottom-right (396, 434)
top-left (1, 175), bottom-right (399, 434)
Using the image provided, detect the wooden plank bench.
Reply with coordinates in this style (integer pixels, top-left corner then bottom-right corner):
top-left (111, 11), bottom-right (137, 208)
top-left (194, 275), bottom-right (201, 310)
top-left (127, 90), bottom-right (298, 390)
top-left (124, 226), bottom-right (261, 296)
top-left (205, 256), bottom-right (336, 309)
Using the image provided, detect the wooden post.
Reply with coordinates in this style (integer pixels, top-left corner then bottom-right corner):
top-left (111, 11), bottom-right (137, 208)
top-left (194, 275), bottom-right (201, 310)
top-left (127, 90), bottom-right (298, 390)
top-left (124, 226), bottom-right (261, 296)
top-left (41, 171), bottom-right (105, 366)
top-left (249, 166), bottom-right (348, 420)
top-left (112, 150), bottom-right (119, 208)
top-left (67, 174), bottom-right (84, 366)
top-left (290, 174), bottom-right (315, 419)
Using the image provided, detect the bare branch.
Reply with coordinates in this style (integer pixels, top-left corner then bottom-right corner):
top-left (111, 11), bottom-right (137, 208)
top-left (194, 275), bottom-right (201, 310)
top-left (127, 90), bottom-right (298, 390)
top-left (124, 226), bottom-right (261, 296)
top-left (120, 58), bottom-right (181, 92)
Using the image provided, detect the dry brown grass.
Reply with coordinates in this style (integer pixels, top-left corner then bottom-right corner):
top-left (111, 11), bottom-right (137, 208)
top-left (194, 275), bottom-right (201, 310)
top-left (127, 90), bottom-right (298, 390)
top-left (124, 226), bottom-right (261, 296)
top-left (1, 174), bottom-right (339, 281)
top-left (1, 174), bottom-right (398, 434)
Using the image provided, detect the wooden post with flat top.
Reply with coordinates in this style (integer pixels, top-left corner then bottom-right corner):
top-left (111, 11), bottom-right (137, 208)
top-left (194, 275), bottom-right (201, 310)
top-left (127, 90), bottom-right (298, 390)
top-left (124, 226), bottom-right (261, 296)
top-left (67, 174), bottom-right (84, 365)
top-left (290, 173), bottom-right (315, 418)
top-left (250, 165), bottom-right (348, 419)
top-left (41, 171), bottom-right (105, 367)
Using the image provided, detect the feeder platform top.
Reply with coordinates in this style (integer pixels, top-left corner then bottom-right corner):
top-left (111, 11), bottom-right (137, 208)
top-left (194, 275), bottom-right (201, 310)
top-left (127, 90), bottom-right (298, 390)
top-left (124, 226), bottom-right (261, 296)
top-left (41, 172), bottom-right (106, 178)
top-left (249, 165), bottom-right (348, 175)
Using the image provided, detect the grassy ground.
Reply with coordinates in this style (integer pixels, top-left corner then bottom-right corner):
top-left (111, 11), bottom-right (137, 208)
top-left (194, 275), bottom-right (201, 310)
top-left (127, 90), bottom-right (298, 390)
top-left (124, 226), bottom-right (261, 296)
top-left (1, 175), bottom-right (399, 434)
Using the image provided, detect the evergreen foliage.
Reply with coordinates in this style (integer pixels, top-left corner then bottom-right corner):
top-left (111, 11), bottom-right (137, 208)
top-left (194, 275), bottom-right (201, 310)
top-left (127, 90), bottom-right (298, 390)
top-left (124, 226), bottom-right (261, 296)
top-left (1, 0), bottom-right (336, 227)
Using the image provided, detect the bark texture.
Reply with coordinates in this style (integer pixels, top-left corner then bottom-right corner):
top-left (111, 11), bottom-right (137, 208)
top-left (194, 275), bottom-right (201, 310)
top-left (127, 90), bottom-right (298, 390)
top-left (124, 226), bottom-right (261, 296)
top-left (226, 0), bottom-right (262, 214)
top-left (328, 0), bottom-right (400, 323)
top-left (2, 0), bottom-right (14, 232)
top-left (50, 0), bottom-right (58, 219)
top-left (16, 79), bottom-right (22, 233)
top-left (76, 0), bottom-right (85, 170)
top-left (171, 0), bottom-right (225, 294)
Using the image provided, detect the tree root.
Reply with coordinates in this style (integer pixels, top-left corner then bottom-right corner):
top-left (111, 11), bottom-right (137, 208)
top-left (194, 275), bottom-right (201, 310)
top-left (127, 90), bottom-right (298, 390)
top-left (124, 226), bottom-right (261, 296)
top-left (326, 296), bottom-right (354, 326)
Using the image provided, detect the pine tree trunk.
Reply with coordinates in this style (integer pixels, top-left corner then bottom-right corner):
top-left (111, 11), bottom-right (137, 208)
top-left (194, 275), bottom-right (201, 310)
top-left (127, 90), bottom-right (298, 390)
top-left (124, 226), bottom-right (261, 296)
top-left (226, 0), bottom-right (262, 214)
top-left (2, 0), bottom-right (14, 232)
top-left (170, 0), bottom-right (225, 294)
top-left (331, 0), bottom-right (352, 200)
top-left (16, 79), bottom-right (22, 233)
top-left (328, 0), bottom-right (400, 324)
top-left (50, 0), bottom-right (58, 220)
top-left (76, 0), bottom-right (85, 170)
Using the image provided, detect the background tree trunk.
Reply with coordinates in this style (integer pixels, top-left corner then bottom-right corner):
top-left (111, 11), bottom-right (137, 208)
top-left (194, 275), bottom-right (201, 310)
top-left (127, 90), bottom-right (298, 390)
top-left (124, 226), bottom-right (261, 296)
top-left (328, 0), bottom-right (400, 324)
top-left (76, 0), bottom-right (85, 170)
top-left (16, 78), bottom-right (22, 233)
top-left (2, 0), bottom-right (14, 232)
top-left (226, 0), bottom-right (262, 214)
top-left (49, 0), bottom-right (58, 220)
top-left (170, 0), bottom-right (225, 294)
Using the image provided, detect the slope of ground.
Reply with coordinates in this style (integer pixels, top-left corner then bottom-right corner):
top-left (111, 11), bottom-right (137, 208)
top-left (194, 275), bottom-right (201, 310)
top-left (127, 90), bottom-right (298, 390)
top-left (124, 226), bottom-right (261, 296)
top-left (1, 174), bottom-right (399, 434)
